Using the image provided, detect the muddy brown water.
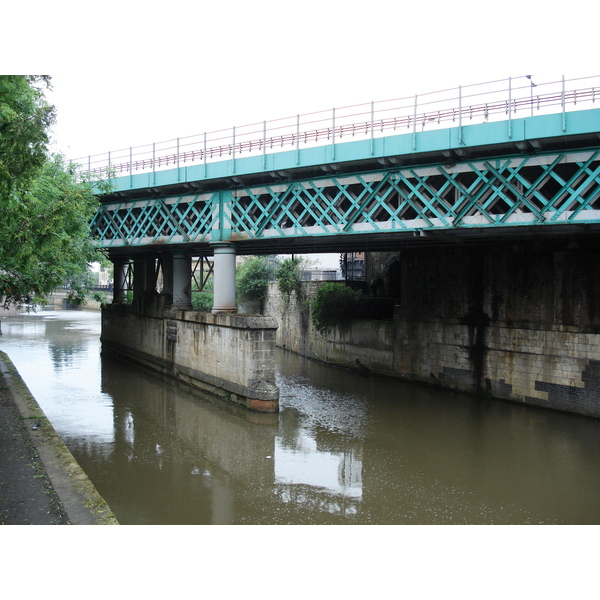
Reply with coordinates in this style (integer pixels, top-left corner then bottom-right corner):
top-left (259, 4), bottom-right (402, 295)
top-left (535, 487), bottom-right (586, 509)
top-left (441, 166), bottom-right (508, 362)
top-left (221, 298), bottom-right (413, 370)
top-left (1, 309), bottom-right (600, 524)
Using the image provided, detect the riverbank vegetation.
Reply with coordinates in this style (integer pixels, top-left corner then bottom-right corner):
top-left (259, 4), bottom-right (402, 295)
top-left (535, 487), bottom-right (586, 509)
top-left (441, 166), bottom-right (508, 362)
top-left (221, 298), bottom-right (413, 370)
top-left (311, 282), bottom-right (397, 334)
top-left (0, 75), bottom-right (108, 309)
top-left (275, 257), bottom-right (304, 300)
top-left (311, 282), bottom-right (363, 333)
top-left (237, 256), bottom-right (271, 308)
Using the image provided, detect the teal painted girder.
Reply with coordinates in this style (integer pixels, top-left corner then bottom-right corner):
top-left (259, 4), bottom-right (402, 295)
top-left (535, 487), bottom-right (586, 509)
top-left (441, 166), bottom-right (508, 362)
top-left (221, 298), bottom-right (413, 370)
top-left (90, 148), bottom-right (600, 251)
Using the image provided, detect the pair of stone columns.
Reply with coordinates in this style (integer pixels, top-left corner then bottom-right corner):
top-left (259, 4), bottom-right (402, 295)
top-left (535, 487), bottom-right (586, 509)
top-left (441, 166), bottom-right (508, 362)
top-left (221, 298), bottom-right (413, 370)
top-left (111, 244), bottom-right (237, 314)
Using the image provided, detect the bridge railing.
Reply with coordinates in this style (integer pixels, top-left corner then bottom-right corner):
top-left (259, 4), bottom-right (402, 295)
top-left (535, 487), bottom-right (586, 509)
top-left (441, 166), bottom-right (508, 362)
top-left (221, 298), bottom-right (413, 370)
top-left (74, 75), bottom-right (600, 181)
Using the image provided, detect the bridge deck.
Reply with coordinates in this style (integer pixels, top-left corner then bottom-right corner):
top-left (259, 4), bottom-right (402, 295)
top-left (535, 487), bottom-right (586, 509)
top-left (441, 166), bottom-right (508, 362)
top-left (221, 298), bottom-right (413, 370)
top-left (91, 96), bottom-right (600, 257)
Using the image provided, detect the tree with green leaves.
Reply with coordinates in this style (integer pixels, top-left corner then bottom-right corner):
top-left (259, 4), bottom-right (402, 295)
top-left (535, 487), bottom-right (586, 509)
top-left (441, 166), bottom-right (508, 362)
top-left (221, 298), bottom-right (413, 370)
top-left (0, 76), bottom-right (55, 199)
top-left (275, 257), bottom-right (304, 299)
top-left (237, 256), bottom-right (270, 304)
top-left (0, 75), bottom-right (104, 308)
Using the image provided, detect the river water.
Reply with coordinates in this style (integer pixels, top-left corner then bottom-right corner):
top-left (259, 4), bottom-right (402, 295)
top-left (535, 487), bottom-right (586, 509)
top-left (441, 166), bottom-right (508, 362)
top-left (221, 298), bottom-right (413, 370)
top-left (2, 309), bottom-right (600, 525)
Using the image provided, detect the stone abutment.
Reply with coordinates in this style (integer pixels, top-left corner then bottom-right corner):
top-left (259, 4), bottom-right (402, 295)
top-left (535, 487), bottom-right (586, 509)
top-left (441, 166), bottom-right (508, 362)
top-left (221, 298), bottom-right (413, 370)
top-left (263, 239), bottom-right (600, 419)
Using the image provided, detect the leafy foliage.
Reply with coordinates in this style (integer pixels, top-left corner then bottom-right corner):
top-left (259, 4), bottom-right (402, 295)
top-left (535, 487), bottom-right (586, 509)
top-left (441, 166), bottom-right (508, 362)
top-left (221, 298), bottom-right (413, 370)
top-left (275, 257), bottom-right (303, 298)
top-left (192, 278), bottom-right (214, 311)
top-left (311, 283), bottom-right (363, 334)
top-left (0, 76), bottom-right (55, 200)
top-left (91, 291), bottom-right (110, 306)
top-left (236, 256), bottom-right (270, 303)
top-left (0, 76), bottom-right (104, 308)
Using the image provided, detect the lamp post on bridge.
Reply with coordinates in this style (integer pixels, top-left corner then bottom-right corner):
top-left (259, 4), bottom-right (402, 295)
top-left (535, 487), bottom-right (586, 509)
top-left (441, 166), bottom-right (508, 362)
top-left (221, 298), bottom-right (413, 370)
top-left (527, 75), bottom-right (536, 117)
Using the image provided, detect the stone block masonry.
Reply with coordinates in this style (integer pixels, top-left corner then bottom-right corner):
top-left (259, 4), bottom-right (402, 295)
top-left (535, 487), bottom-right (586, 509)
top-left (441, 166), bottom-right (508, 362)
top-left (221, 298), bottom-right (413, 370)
top-left (101, 300), bottom-right (279, 412)
top-left (394, 318), bottom-right (600, 418)
top-left (263, 238), bottom-right (600, 419)
top-left (392, 240), bottom-right (600, 419)
top-left (264, 281), bottom-right (396, 374)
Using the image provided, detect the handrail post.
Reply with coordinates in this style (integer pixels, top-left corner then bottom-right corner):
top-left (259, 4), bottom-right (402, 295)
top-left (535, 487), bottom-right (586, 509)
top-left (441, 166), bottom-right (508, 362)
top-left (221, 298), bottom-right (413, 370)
top-left (413, 95), bottom-right (418, 150)
top-left (263, 120), bottom-right (267, 170)
top-left (296, 114), bottom-right (300, 165)
top-left (176, 137), bottom-right (180, 182)
top-left (371, 101), bottom-right (375, 155)
top-left (232, 126), bottom-right (236, 175)
top-left (458, 86), bottom-right (463, 144)
top-left (508, 77), bottom-right (512, 139)
top-left (332, 108), bottom-right (336, 161)
top-left (129, 147), bottom-right (133, 187)
top-left (152, 143), bottom-right (156, 185)
top-left (203, 132), bottom-right (207, 178)
top-left (562, 75), bottom-right (567, 132)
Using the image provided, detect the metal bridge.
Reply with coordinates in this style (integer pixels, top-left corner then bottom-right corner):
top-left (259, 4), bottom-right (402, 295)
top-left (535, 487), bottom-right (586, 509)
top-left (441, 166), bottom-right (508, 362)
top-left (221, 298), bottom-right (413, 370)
top-left (88, 75), bottom-right (600, 258)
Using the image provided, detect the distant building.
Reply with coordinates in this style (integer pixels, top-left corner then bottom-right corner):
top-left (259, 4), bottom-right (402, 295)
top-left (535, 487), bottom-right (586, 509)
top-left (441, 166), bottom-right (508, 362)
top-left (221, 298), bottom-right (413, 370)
top-left (301, 269), bottom-right (340, 281)
top-left (342, 252), bottom-right (365, 280)
top-left (90, 262), bottom-right (112, 287)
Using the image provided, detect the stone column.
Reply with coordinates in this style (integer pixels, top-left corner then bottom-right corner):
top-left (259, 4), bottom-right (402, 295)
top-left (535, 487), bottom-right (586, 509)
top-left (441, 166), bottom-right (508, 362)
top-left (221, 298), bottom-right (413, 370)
top-left (132, 257), bottom-right (147, 304)
top-left (112, 258), bottom-right (128, 304)
top-left (132, 255), bottom-right (158, 306)
top-left (172, 252), bottom-right (192, 310)
top-left (160, 254), bottom-right (174, 297)
top-left (212, 244), bottom-right (237, 314)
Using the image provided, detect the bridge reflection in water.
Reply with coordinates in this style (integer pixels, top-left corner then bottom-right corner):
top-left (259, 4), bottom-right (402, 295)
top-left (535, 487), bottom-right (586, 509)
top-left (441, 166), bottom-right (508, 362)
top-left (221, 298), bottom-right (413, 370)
top-left (2, 310), bottom-right (600, 524)
top-left (98, 348), bottom-right (367, 523)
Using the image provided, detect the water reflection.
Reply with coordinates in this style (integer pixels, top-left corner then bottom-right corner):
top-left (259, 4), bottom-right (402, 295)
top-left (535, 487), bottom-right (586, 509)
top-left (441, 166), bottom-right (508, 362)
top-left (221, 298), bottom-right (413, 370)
top-left (274, 432), bottom-right (363, 498)
top-left (2, 310), bottom-right (600, 524)
top-left (1, 312), bottom-right (115, 448)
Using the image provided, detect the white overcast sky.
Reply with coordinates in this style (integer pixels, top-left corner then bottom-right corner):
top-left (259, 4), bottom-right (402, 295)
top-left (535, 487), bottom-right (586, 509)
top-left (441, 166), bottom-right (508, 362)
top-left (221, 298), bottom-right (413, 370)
top-left (4, 0), bottom-right (597, 159)
top-left (3, 0), bottom-right (599, 268)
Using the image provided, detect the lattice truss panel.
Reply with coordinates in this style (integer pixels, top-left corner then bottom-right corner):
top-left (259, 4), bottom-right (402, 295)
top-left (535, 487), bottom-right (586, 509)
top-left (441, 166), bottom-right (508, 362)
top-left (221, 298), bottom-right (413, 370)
top-left (91, 150), bottom-right (600, 248)
top-left (92, 193), bottom-right (218, 247)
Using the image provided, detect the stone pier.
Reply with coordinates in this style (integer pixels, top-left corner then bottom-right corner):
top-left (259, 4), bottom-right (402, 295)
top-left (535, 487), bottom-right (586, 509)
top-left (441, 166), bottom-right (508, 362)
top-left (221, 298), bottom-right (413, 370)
top-left (103, 245), bottom-right (279, 412)
top-left (101, 299), bottom-right (279, 412)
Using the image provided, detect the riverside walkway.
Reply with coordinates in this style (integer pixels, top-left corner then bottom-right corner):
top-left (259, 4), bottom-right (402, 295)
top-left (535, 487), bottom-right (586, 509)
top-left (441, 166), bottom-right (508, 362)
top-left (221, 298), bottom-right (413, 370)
top-left (0, 352), bottom-right (117, 525)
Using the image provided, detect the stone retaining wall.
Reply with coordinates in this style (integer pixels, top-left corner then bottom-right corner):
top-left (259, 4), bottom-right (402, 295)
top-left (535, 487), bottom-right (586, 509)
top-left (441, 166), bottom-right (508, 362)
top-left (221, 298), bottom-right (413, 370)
top-left (101, 299), bottom-right (279, 412)
top-left (393, 319), bottom-right (600, 418)
top-left (263, 238), bottom-right (600, 419)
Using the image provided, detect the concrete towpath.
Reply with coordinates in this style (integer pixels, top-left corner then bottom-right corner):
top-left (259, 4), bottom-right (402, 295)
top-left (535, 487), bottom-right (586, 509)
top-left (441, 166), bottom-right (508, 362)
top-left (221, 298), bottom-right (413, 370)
top-left (0, 351), bottom-right (118, 525)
